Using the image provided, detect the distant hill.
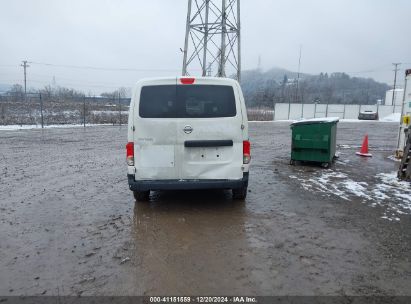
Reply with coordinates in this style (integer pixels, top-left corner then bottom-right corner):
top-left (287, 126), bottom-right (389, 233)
top-left (240, 68), bottom-right (390, 107)
top-left (0, 83), bottom-right (11, 93)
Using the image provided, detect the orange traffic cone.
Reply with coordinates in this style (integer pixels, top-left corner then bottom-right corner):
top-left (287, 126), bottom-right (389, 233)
top-left (356, 135), bottom-right (372, 157)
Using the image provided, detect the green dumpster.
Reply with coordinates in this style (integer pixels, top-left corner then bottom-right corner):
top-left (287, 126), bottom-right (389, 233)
top-left (290, 117), bottom-right (339, 168)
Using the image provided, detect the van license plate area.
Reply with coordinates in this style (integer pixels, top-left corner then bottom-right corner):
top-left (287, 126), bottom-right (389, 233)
top-left (185, 147), bottom-right (230, 162)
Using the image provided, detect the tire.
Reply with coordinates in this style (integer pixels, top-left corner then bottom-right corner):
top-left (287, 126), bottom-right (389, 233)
top-left (321, 162), bottom-right (331, 169)
top-left (133, 190), bottom-right (150, 202)
top-left (232, 185), bottom-right (248, 200)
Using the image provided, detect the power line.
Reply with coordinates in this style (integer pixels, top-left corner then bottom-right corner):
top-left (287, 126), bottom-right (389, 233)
top-left (22, 73), bottom-right (131, 86)
top-left (0, 75), bottom-right (131, 87)
top-left (0, 78), bottom-right (130, 89)
top-left (29, 61), bottom-right (184, 72)
top-left (346, 64), bottom-right (393, 75)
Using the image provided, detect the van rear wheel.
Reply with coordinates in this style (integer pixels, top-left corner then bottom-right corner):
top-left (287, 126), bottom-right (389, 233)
top-left (232, 185), bottom-right (248, 200)
top-left (133, 190), bottom-right (150, 202)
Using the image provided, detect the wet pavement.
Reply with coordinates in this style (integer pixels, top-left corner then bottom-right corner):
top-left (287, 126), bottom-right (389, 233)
top-left (0, 121), bottom-right (410, 296)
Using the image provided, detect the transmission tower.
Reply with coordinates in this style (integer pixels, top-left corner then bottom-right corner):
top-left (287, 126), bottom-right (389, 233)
top-left (182, 0), bottom-right (241, 81)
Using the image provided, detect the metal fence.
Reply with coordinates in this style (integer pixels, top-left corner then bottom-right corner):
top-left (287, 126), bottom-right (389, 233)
top-left (272, 102), bottom-right (400, 121)
top-left (0, 93), bottom-right (402, 126)
top-left (0, 93), bottom-right (131, 127)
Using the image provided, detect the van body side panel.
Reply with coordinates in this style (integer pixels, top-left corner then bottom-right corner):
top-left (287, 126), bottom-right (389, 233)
top-left (235, 81), bottom-right (250, 172)
top-left (127, 87), bottom-right (136, 176)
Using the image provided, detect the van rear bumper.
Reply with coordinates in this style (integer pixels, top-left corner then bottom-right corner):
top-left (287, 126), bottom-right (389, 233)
top-left (128, 173), bottom-right (248, 191)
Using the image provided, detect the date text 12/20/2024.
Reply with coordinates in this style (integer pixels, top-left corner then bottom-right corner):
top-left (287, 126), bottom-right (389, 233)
top-left (149, 297), bottom-right (257, 303)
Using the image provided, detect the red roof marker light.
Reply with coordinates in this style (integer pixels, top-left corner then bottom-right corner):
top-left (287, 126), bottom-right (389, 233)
top-left (180, 77), bottom-right (195, 85)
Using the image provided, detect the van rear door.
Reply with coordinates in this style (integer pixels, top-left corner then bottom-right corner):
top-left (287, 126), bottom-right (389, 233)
top-left (134, 79), bottom-right (179, 180)
top-left (176, 78), bottom-right (244, 180)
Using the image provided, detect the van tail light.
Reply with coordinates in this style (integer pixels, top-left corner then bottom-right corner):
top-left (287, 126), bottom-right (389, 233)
top-left (243, 140), bottom-right (251, 164)
top-left (126, 142), bottom-right (134, 166)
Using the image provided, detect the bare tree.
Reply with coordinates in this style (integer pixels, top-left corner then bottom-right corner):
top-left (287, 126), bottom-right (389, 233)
top-left (8, 84), bottom-right (24, 102)
top-left (41, 85), bottom-right (54, 100)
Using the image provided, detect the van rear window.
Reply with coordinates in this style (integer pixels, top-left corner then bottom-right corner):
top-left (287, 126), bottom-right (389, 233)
top-left (139, 85), bottom-right (237, 118)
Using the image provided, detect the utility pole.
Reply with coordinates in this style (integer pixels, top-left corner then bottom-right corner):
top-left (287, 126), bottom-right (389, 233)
top-left (118, 90), bottom-right (122, 127)
top-left (39, 93), bottom-right (44, 128)
top-left (83, 96), bottom-right (86, 127)
top-left (182, 0), bottom-right (241, 81)
top-left (21, 60), bottom-right (30, 100)
top-left (392, 63), bottom-right (401, 110)
top-left (295, 45), bottom-right (302, 103)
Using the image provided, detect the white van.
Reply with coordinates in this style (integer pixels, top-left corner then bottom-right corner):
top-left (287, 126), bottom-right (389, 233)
top-left (126, 77), bottom-right (250, 201)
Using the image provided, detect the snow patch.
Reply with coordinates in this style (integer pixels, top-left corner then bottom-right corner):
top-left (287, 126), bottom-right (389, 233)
top-left (0, 124), bottom-right (114, 131)
top-left (342, 180), bottom-right (371, 200)
top-left (380, 113), bottom-right (401, 122)
top-left (91, 110), bottom-right (129, 115)
top-left (291, 117), bottom-right (339, 125)
top-left (387, 155), bottom-right (401, 162)
top-left (289, 169), bottom-right (411, 221)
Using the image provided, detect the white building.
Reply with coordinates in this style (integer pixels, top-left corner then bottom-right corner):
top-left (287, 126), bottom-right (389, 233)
top-left (385, 88), bottom-right (404, 106)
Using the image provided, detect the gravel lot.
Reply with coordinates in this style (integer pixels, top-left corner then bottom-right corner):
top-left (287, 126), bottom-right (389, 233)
top-left (0, 121), bottom-right (410, 296)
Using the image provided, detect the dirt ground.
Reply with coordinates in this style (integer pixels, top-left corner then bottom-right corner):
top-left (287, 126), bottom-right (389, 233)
top-left (0, 121), bottom-right (410, 296)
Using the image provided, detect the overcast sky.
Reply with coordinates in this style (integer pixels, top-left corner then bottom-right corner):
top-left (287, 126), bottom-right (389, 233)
top-left (0, 0), bottom-right (410, 94)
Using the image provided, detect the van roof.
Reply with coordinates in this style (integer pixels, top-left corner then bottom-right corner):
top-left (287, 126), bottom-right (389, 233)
top-left (135, 76), bottom-right (238, 86)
